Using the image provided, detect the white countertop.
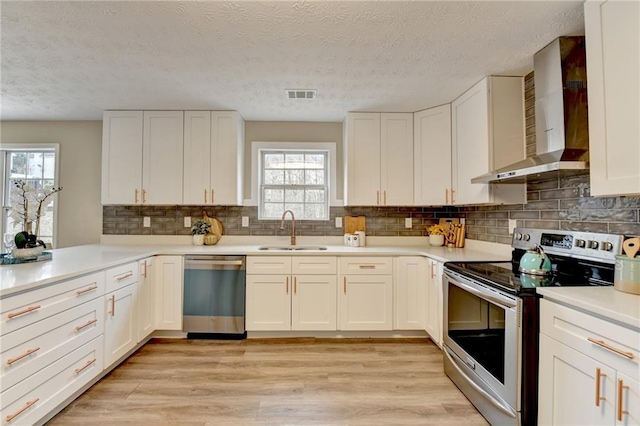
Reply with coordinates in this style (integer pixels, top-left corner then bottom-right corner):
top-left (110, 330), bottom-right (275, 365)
top-left (0, 239), bottom-right (510, 297)
top-left (537, 287), bottom-right (640, 330)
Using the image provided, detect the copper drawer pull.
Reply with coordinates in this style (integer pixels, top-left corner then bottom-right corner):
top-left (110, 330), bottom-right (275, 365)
top-left (7, 305), bottom-right (41, 319)
top-left (445, 188), bottom-right (449, 204)
top-left (7, 347), bottom-right (40, 365)
top-left (451, 188), bottom-right (456, 204)
top-left (294, 277), bottom-right (297, 295)
top-left (383, 190), bottom-right (387, 205)
top-left (5, 398), bottom-right (39, 422)
top-left (134, 189), bottom-right (139, 204)
top-left (76, 285), bottom-right (98, 296)
top-left (595, 367), bottom-right (606, 406)
top-left (212, 189), bottom-right (215, 204)
top-left (109, 295), bottom-right (116, 316)
top-left (142, 189), bottom-right (147, 203)
top-left (376, 190), bottom-right (380, 205)
top-left (115, 272), bottom-right (133, 282)
top-left (285, 276), bottom-right (289, 295)
top-left (587, 337), bottom-right (634, 359)
top-left (343, 277), bottom-right (347, 294)
top-left (359, 265), bottom-right (376, 269)
top-left (430, 262), bottom-right (436, 279)
top-left (204, 189), bottom-right (207, 204)
top-left (75, 319), bottom-right (98, 331)
top-left (618, 378), bottom-right (629, 421)
top-left (142, 261), bottom-right (147, 279)
top-left (75, 358), bottom-right (97, 374)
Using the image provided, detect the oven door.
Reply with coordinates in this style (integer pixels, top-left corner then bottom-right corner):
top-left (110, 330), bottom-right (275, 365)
top-left (443, 268), bottom-right (521, 418)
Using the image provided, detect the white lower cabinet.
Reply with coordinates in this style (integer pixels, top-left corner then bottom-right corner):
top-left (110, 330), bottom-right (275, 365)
top-left (246, 256), bottom-right (337, 331)
top-left (394, 257), bottom-right (427, 330)
top-left (104, 283), bottom-right (138, 367)
top-left (424, 258), bottom-right (444, 347)
top-left (154, 255), bottom-right (183, 330)
top-left (538, 299), bottom-right (640, 426)
top-left (338, 257), bottom-right (393, 331)
top-left (137, 257), bottom-right (155, 342)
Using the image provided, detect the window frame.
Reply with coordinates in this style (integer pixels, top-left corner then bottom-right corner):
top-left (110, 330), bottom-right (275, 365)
top-left (259, 149), bottom-right (330, 221)
top-left (1, 143), bottom-right (61, 248)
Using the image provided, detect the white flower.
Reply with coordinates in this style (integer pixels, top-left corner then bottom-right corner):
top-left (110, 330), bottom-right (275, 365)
top-left (9, 180), bottom-right (62, 236)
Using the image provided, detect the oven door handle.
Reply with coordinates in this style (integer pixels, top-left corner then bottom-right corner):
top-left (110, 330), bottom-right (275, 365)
top-left (444, 348), bottom-right (517, 418)
top-left (445, 272), bottom-right (517, 309)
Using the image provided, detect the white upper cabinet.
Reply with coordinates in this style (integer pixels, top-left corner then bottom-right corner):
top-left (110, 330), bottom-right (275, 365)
top-left (414, 105), bottom-right (452, 205)
top-left (585, 0), bottom-right (640, 196)
top-left (451, 77), bottom-right (526, 205)
top-left (344, 112), bottom-right (413, 206)
top-left (101, 111), bottom-right (143, 204)
top-left (142, 111), bottom-right (184, 205)
top-left (183, 111), bottom-right (245, 205)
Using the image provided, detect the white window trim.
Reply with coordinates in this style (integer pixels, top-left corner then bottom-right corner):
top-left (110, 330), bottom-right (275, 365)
top-left (1, 143), bottom-right (61, 248)
top-left (246, 141), bottom-right (343, 207)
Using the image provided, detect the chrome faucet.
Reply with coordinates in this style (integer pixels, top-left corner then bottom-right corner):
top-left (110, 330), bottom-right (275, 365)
top-left (280, 210), bottom-right (296, 246)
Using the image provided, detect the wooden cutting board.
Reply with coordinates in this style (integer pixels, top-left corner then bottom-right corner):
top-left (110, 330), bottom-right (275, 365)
top-left (345, 216), bottom-right (366, 234)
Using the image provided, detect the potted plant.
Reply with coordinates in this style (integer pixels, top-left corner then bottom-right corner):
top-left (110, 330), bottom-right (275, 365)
top-left (190, 219), bottom-right (211, 246)
top-left (426, 224), bottom-right (447, 246)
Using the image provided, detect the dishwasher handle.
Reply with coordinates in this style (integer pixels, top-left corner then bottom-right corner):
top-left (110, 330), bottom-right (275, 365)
top-left (185, 256), bottom-right (245, 269)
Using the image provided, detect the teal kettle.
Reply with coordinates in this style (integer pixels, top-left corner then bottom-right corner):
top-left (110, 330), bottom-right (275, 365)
top-left (519, 244), bottom-right (552, 276)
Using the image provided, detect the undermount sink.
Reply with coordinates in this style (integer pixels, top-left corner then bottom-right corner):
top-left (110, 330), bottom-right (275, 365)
top-left (258, 245), bottom-right (328, 251)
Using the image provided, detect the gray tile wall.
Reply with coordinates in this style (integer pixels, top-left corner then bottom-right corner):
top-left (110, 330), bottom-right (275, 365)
top-left (102, 73), bottom-right (640, 241)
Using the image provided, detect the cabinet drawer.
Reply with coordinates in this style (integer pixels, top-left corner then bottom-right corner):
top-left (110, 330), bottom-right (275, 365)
top-left (0, 336), bottom-right (103, 426)
top-left (540, 299), bottom-right (639, 377)
top-left (1, 272), bottom-right (105, 336)
top-left (247, 256), bottom-right (292, 275)
top-left (339, 257), bottom-right (393, 275)
top-left (1, 297), bottom-right (104, 391)
top-left (292, 257), bottom-right (336, 275)
top-left (105, 262), bottom-right (138, 292)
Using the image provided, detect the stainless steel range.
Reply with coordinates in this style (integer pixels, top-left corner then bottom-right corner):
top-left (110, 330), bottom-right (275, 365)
top-left (443, 228), bottom-right (623, 426)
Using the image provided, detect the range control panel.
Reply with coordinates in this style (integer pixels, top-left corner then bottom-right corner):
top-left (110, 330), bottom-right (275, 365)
top-left (512, 228), bottom-right (623, 263)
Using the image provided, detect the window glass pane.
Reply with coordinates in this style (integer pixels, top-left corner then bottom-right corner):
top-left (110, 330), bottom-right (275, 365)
top-left (27, 152), bottom-right (44, 179)
top-left (264, 153), bottom-right (284, 169)
top-left (263, 203), bottom-right (284, 218)
top-left (304, 154), bottom-right (324, 169)
top-left (264, 170), bottom-right (284, 185)
top-left (285, 169), bottom-right (304, 185)
top-left (305, 170), bottom-right (325, 185)
top-left (43, 152), bottom-right (55, 179)
top-left (304, 203), bottom-right (325, 220)
top-left (284, 189), bottom-right (304, 203)
top-left (305, 189), bottom-right (325, 203)
top-left (263, 188), bottom-right (284, 203)
top-left (284, 203), bottom-right (304, 217)
top-left (9, 153), bottom-right (27, 178)
top-left (284, 154), bottom-right (304, 168)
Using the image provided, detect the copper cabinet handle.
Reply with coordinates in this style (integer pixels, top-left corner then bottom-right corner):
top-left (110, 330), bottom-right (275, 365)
top-left (430, 262), bottom-right (436, 279)
top-left (384, 190), bottom-right (387, 205)
top-left (75, 358), bottom-right (97, 374)
top-left (75, 319), bottom-right (98, 332)
top-left (142, 261), bottom-right (147, 279)
top-left (7, 305), bottom-right (41, 319)
top-left (212, 189), bottom-right (215, 204)
top-left (6, 347), bottom-right (40, 365)
top-left (445, 188), bottom-right (449, 204)
top-left (5, 398), bottom-right (39, 422)
top-left (451, 188), bottom-right (455, 204)
top-left (359, 265), bottom-right (375, 269)
top-left (204, 189), bottom-right (207, 204)
top-left (134, 189), bottom-right (139, 204)
top-left (76, 285), bottom-right (98, 296)
top-left (343, 277), bottom-right (347, 294)
top-left (108, 295), bottom-right (116, 316)
top-left (587, 337), bottom-right (634, 359)
top-left (285, 276), bottom-right (289, 295)
top-left (142, 189), bottom-right (147, 203)
top-left (294, 277), bottom-right (297, 295)
top-left (595, 367), bottom-right (606, 406)
top-left (116, 272), bottom-right (133, 282)
top-left (618, 378), bottom-right (629, 421)
top-left (376, 190), bottom-right (380, 205)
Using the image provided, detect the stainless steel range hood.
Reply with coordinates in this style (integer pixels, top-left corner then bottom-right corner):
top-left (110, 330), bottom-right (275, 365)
top-left (472, 37), bottom-right (589, 184)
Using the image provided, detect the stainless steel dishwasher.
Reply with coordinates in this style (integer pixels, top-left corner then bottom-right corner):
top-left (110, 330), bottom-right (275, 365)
top-left (183, 255), bottom-right (246, 339)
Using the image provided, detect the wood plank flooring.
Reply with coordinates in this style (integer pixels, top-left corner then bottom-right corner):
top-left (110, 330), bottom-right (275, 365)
top-left (48, 338), bottom-right (488, 425)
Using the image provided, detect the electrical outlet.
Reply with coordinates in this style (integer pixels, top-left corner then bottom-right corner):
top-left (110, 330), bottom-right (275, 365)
top-left (509, 219), bottom-right (517, 234)
top-left (335, 217), bottom-right (343, 228)
top-left (143, 217), bottom-right (151, 227)
top-left (184, 217), bottom-right (191, 227)
top-left (405, 217), bottom-right (412, 228)
top-left (242, 216), bottom-right (249, 227)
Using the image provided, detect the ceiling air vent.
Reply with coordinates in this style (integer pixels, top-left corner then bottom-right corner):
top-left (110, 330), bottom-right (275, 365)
top-left (285, 89), bottom-right (317, 100)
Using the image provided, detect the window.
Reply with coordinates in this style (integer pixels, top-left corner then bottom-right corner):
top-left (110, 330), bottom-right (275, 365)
top-left (1, 146), bottom-right (59, 248)
top-left (259, 150), bottom-right (329, 220)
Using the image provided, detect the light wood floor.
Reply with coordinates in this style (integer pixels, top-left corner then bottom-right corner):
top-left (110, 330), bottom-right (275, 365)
top-left (49, 338), bottom-right (488, 425)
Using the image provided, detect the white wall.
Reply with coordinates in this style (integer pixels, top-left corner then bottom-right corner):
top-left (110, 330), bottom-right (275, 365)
top-left (1, 121), bottom-right (103, 248)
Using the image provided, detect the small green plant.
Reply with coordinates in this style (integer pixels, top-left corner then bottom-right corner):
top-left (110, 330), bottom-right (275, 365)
top-left (190, 219), bottom-right (211, 235)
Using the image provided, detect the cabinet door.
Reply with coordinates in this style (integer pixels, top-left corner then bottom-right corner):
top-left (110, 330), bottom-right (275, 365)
top-left (154, 255), bottom-right (183, 331)
top-left (137, 258), bottom-right (155, 342)
top-left (211, 111), bottom-right (244, 205)
top-left (339, 275), bottom-right (392, 330)
top-left (586, 0), bottom-right (640, 196)
top-left (617, 371), bottom-right (640, 426)
top-left (101, 111), bottom-right (143, 204)
top-left (246, 275), bottom-right (291, 331)
top-left (394, 257), bottom-right (426, 330)
top-left (539, 334), bottom-right (613, 426)
top-left (344, 113), bottom-right (381, 206)
top-left (425, 259), bottom-right (443, 347)
top-left (380, 113), bottom-right (414, 205)
top-left (104, 284), bottom-right (138, 367)
top-left (414, 105), bottom-right (452, 205)
top-left (183, 111), bottom-right (212, 205)
top-left (142, 111), bottom-right (184, 204)
top-left (291, 275), bottom-right (337, 331)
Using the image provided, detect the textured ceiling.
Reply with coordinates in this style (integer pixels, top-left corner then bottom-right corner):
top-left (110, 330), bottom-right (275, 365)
top-left (1, 1), bottom-right (584, 122)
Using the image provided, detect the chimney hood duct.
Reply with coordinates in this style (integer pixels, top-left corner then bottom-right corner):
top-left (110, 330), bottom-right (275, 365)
top-left (472, 37), bottom-right (589, 184)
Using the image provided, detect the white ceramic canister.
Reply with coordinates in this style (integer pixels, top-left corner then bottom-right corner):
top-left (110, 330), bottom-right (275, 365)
top-left (355, 231), bottom-right (366, 247)
top-left (349, 234), bottom-right (359, 247)
top-left (614, 255), bottom-right (640, 295)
